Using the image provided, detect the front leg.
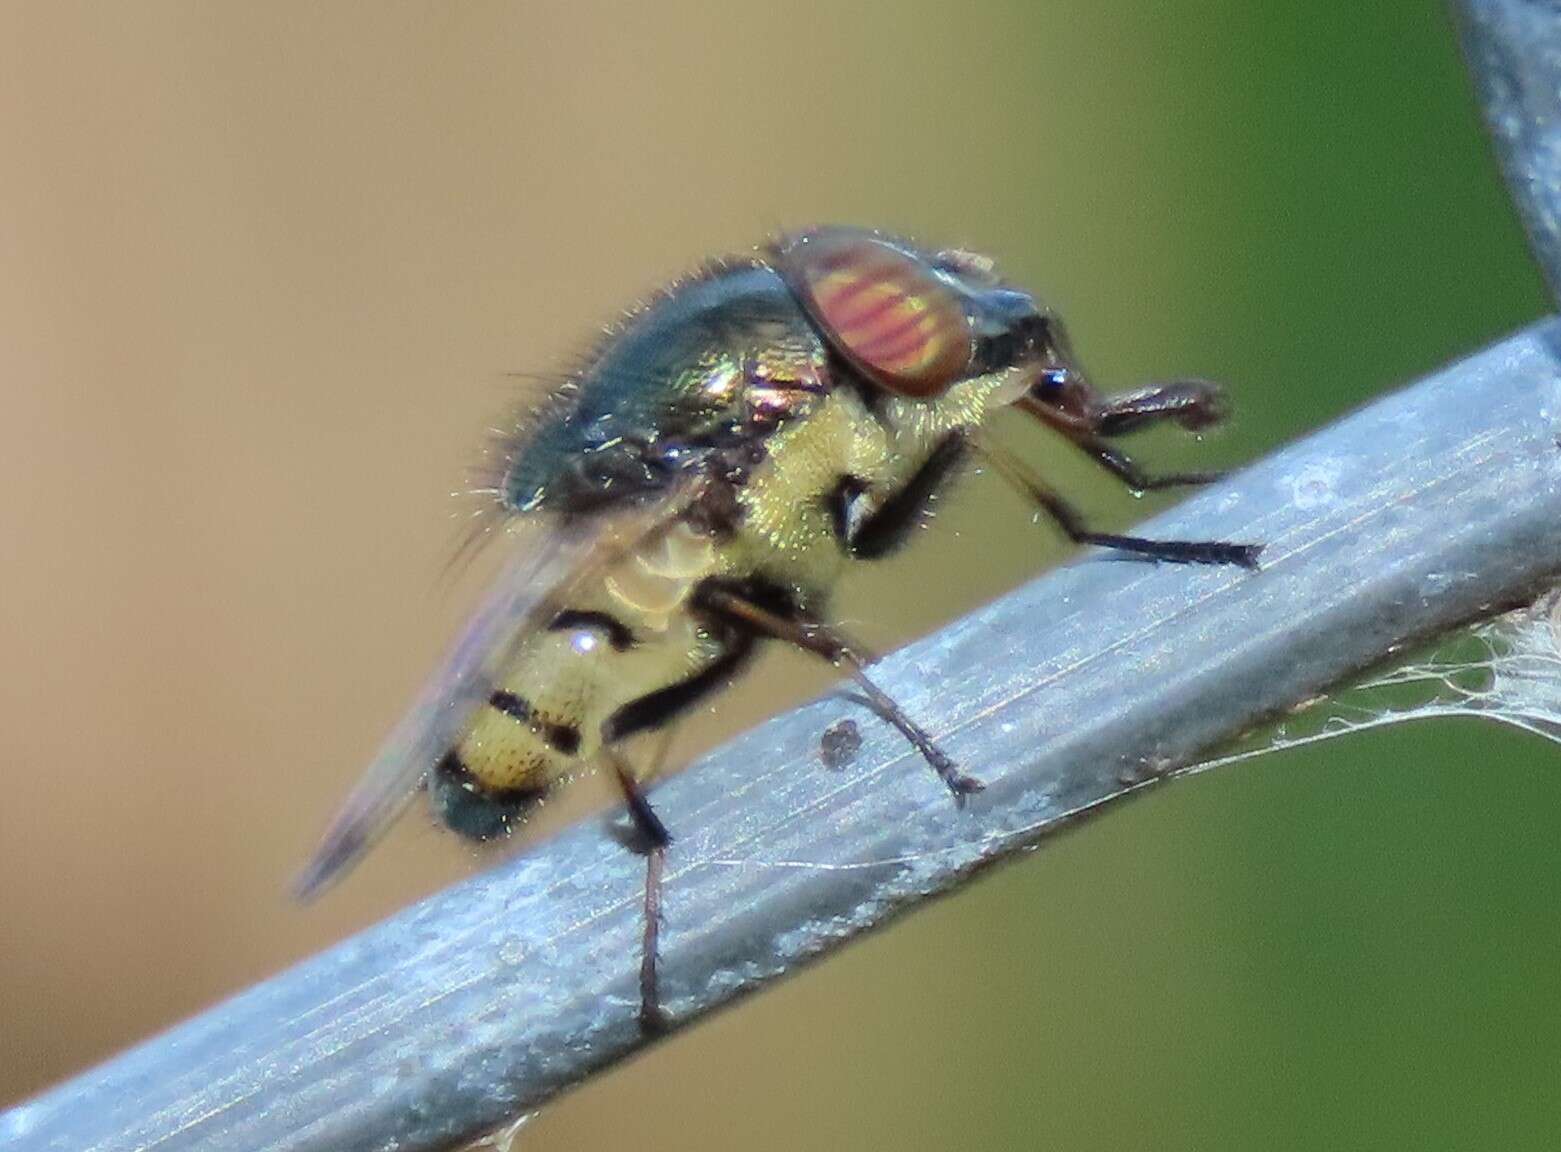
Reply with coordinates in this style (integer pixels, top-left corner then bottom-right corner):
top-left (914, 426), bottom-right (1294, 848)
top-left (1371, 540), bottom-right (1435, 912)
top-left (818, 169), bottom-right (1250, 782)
top-left (1023, 315), bottom-right (1232, 492)
top-left (1019, 393), bottom-right (1226, 493)
top-left (1035, 373), bottom-right (1227, 438)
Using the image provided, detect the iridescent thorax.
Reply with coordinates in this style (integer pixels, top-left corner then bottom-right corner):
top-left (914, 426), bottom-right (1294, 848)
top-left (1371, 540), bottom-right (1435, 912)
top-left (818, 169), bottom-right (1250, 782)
top-left (501, 262), bottom-right (829, 518)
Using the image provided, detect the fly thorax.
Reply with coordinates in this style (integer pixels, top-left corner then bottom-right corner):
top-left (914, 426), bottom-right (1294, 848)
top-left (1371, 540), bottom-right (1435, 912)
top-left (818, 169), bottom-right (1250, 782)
top-left (714, 389), bottom-right (890, 593)
top-left (880, 368), bottom-right (1022, 459)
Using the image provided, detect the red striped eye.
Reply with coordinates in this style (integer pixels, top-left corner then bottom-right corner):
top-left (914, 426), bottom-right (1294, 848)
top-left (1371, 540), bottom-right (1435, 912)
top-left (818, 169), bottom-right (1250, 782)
top-left (772, 229), bottom-right (973, 399)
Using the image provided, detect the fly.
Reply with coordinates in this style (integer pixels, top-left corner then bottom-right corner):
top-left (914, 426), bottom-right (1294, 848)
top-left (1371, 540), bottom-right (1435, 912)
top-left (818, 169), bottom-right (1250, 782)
top-left (297, 226), bottom-right (1262, 1031)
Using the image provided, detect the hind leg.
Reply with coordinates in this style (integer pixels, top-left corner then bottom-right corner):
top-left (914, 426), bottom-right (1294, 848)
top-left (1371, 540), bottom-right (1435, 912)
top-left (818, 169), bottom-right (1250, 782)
top-left (693, 585), bottom-right (983, 802)
top-left (603, 749), bottom-right (675, 1034)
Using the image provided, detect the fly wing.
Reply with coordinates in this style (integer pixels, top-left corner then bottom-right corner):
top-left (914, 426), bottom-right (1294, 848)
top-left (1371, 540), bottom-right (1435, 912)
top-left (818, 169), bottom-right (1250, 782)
top-left (295, 499), bottom-right (684, 899)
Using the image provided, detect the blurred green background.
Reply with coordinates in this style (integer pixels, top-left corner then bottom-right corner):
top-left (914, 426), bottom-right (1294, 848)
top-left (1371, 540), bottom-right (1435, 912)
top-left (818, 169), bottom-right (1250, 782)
top-left (1, 3), bottom-right (1556, 1150)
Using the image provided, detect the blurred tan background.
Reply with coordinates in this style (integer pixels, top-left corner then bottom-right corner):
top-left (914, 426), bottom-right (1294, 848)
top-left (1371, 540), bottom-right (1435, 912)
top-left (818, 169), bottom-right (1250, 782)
top-left (3, 3), bottom-right (1558, 1150)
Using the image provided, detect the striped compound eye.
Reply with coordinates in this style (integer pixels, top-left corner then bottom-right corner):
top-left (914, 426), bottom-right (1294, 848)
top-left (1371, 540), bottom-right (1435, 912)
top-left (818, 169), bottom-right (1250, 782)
top-left (772, 228), bottom-right (975, 399)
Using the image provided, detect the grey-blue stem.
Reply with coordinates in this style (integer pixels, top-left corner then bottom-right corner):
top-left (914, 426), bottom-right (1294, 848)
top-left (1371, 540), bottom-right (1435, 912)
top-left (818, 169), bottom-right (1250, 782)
top-left (5, 2), bottom-right (1560, 1150)
top-left (1456, 0), bottom-right (1561, 300)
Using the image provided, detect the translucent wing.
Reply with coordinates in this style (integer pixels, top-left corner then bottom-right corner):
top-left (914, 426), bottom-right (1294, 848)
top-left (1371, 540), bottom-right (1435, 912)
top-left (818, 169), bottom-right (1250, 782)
top-left (771, 228), bottom-right (973, 398)
top-left (295, 497), bottom-right (686, 899)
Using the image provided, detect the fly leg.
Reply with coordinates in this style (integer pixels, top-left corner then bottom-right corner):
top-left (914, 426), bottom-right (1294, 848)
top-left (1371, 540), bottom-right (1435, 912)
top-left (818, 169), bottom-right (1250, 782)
top-left (694, 585), bottom-right (983, 802)
top-left (604, 750), bottom-right (674, 1034)
top-left (973, 434), bottom-right (1262, 569)
top-left (1024, 315), bottom-right (1232, 491)
top-left (1019, 390), bottom-right (1226, 492)
top-left (1087, 381), bottom-right (1228, 436)
top-left (1034, 373), bottom-right (1227, 436)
